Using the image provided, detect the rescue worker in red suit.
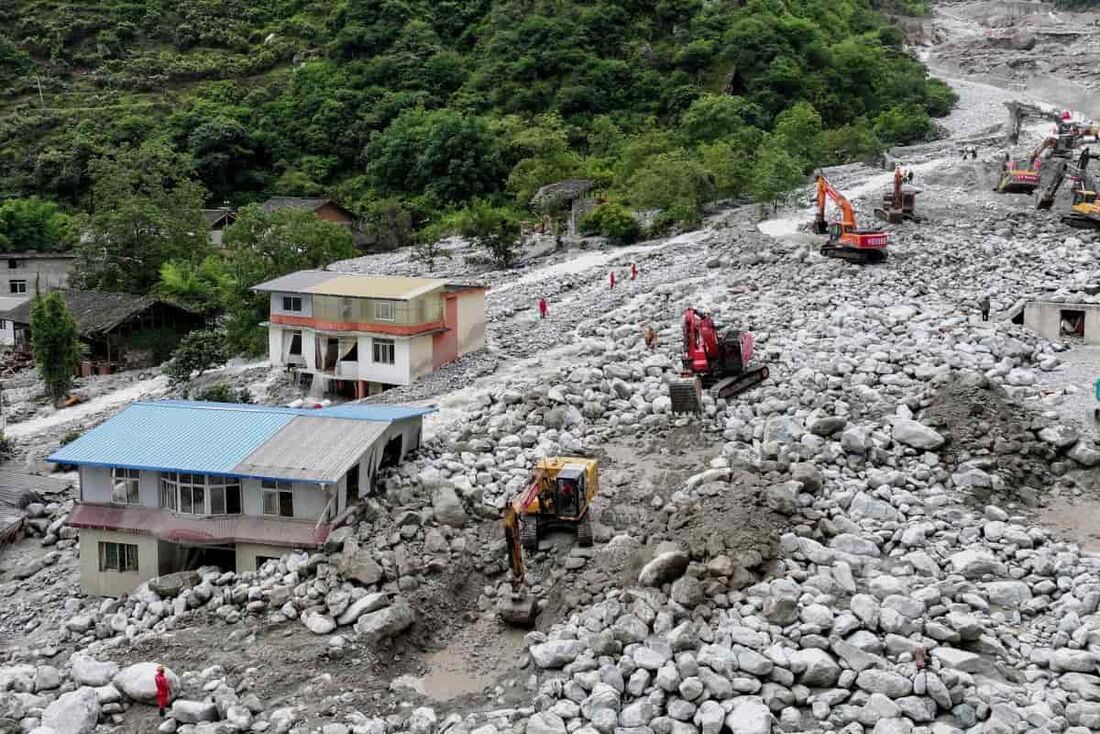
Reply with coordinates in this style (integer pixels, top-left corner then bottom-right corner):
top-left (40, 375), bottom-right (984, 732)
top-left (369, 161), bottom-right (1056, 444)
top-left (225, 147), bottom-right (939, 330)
top-left (155, 665), bottom-right (171, 717)
top-left (630, 263), bottom-right (638, 280)
top-left (609, 271), bottom-right (616, 289)
top-left (538, 297), bottom-right (548, 319)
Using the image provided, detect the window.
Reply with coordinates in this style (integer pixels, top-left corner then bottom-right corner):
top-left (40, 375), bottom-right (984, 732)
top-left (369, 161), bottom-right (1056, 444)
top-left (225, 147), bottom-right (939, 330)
top-left (372, 338), bottom-right (395, 365)
top-left (99, 542), bottom-right (139, 572)
top-left (7, 259), bottom-right (16, 269)
top-left (261, 479), bottom-right (294, 517)
top-left (282, 296), bottom-right (302, 312)
top-left (159, 473), bottom-right (240, 515)
top-left (111, 468), bottom-right (141, 504)
top-left (9, 280), bottom-right (26, 295)
top-left (289, 332), bottom-right (302, 356)
top-left (374, 300), bottom-right (395, 321)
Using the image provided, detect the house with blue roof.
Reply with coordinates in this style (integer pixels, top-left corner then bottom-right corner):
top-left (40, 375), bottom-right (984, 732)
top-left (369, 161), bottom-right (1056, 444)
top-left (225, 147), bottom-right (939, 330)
top-left (49, 400), bottom-right (433, 596)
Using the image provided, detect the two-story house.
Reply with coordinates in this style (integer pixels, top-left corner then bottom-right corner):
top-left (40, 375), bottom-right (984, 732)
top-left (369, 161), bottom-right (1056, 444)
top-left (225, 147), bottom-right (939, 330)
top-left (49, 400), bottom-right (432, 596)
top-left (4, 251), bottom-right (76, 295)
top-left (253, 271), bottom-right (487, 397)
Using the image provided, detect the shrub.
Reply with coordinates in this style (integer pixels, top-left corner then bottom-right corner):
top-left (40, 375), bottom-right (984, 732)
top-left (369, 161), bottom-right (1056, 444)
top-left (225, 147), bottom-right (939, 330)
top-left (163, 328), bottom-right (229, 384)
top-left (580, 203), bottom-right (642, 245)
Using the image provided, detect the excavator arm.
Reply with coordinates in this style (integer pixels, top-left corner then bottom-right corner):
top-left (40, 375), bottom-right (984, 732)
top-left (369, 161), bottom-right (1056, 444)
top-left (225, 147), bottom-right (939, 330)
top-left (1037, 162), bottom-right (1067, 210)
top-left (1028, 137), bottom-right (1057, 169)
top-left (814, 173), bottom-right (857, 231)
top-left (502, 506), bottom-right (526, 588)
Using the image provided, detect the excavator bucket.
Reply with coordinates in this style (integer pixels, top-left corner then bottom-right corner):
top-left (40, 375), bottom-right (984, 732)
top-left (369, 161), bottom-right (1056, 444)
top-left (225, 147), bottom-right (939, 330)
top-left (497, 592), bottom-right (538, 627)
top-left (668, 376), bottom-right (703, 414)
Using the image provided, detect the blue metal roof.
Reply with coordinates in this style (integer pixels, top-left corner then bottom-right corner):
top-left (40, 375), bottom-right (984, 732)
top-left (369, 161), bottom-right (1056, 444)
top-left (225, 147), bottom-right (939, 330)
top-left (46, 400), bottom-right (434, 477)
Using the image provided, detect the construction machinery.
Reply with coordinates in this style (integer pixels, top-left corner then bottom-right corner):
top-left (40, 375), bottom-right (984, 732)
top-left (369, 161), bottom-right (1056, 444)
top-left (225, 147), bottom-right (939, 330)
top-left (668, 308), bottom-right (770, 414)
top-left (1037, 161), bottom-right (1069, 210)
top-left (875, 166), bottom-right (919, 223)
top-left (1064, 154), bottom-right (1100, 229)
top-left (497, 456), bottom-right (599, 626)
top-left (1037, 147), bottom-right (1092, 210)
top-left (812, 172), bottom-right (889, 263)
top-left (995, 137), bottom-right (1055, 194)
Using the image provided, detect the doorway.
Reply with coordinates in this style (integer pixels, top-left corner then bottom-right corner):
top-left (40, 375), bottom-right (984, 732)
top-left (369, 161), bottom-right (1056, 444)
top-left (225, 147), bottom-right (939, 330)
top-left (380, 435), bottom-right (403, 468)
top-left (1060, 309), bottom-right (1086, 339)
top-left (345, 462), bottom-right (360, 508)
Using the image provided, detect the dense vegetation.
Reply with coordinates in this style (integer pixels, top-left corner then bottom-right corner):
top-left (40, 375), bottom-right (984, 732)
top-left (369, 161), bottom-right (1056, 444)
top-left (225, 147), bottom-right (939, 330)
top-left (0, 0), bottom-right (955, 352)
top-left (0, 0), bottom-right (952, 234)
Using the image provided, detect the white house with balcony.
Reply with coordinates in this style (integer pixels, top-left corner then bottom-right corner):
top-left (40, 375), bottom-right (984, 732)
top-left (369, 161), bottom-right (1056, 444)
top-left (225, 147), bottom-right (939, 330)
top-left (49, 400), bottom-right (432, 597)
top-left (253, 271), bottom-right (487, 397)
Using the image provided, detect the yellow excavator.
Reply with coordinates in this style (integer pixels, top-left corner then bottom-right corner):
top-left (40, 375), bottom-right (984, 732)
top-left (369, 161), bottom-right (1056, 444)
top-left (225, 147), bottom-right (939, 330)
top-left (497, 457), bottom-right (599, 626)
top-left (1065, 151), bottom-right (1100, 229)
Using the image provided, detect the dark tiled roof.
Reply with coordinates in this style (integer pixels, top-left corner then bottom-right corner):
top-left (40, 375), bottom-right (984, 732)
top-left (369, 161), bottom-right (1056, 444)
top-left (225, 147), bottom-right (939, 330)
top-left (201, 209), bottom-right (236, 227)
top-left (260, 197), bottom-right (350, 216)
top-left (0, 290), bottom-right (193, 335)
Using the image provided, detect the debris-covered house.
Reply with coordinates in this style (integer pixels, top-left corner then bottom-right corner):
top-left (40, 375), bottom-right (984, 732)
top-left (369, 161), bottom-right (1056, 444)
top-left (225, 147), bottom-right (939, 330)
top-left (0, 290), bottom-right (204, 374)
top-left (0, 469), bottom-right (72, 551)
top-left (49, 400), bottom-right (432, 596)
top-left (253, 271), bottom-right (487, 397)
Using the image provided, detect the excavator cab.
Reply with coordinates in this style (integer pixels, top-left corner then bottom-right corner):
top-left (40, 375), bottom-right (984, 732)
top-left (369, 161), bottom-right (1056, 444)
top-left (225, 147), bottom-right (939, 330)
top-left (553, 466), bottom-right (585, 518)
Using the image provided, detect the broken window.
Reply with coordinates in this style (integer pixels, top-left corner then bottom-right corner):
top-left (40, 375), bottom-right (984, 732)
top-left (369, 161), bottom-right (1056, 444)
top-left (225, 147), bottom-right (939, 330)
top-left (99, 541), bottom-right (139, 572)
top-left (1060, 309), bottom-right (1086, 338)
top-left (372, 338), bottom-right (395, 365)
top-left (261, 479), bottom-right (294, 517)
top-left (111, 468), bottom-right (141, 504)
top-left (289, 332), bottom-right (302, 356)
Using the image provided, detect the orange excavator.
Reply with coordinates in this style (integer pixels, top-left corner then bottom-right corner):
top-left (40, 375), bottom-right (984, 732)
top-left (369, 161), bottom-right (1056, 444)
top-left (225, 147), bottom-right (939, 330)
top-left (996, 137), bottom-right (1054, 194)
top-left (812, 172), bottom-right (889, 263)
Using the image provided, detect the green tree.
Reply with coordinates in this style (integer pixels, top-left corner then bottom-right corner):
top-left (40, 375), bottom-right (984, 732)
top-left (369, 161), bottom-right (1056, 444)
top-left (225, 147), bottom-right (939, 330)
top-left (74, 145), bottom-right (210, 294)
top-left (680, 94), bottom-right (762, 144)
top-left (217, 205), bottom-right (357, 354)
top-left (163, 328), bottom-right (230, 384)
top-left (749, 140), bottom-right (805, 211)
top-left (580, 203), bottom-right (642, 245)
top-left (0, 198), bottom-right (77, 253)
top-left (773, 101), bottom-right (825, 169)
top-left (625, 150), bottom-right (715, 228)
top-left (366, 108), bottom-right (503, 205)
top-left (30, 292), bottom-right (81, 402)
top-left (447, 200), bottom-right (520, 268)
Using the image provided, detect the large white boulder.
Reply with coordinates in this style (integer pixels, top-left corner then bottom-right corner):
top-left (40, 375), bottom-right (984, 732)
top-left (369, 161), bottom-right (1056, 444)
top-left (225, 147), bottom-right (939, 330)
top-left (41, 687), bottom-right (99, 734)
top-left (112, 663), bottom-right (179, 705)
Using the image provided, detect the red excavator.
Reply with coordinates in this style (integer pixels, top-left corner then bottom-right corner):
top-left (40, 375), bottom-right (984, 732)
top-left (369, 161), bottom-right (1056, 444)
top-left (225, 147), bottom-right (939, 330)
top-left (668, 308), bottom-right (770, 413)
top-left (812, 172), bottom-right (889, 263)
top-left (996, 137), bottom-right (1054, 194)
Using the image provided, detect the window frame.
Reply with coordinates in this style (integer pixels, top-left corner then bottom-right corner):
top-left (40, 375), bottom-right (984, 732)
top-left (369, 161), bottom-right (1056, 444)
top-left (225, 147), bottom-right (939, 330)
top-left (111, 468), bottom-right (141, 505)
top-left (159, 472), bottom-right (241, 516)
top-left (261, 479), bottom-right (294, 518)
top-left (373, 300), bottom-right (395, 322)
top-left (9, 280), bottom-right (26, 295)
top-left (99, 541), bottom-right (139, 572)
top-left (282, 295), bottom-right (303, 313)
top-left (372, 338), bottom-right (395, 365)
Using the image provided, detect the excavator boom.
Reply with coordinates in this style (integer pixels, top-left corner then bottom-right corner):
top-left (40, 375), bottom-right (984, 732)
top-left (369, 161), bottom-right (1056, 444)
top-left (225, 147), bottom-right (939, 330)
top-left (813, 172), bottom-right (888, 262)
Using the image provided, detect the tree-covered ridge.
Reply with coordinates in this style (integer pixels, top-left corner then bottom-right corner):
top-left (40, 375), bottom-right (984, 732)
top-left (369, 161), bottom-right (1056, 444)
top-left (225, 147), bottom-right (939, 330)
top-left (0, 0), bottom-right (953, 234)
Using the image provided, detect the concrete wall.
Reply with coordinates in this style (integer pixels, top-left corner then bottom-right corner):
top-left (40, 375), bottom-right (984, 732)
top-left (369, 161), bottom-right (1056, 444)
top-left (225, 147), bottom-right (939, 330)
top-left (0, 319), bottom-right (14, 347)
top-left (355, 334), bottom-right (412, 386)
top-left (240, 478), bottom-right (331, 520)
top-left (5, 257), bottom-right (74, 292)
top-left (409, 334), bottom-right (434, 380)
top-left (1024, 302), bottom-right (1100, 344)
top-left (79, 528), bottom-right (158, 597)
top-left (455, 290), bottom-right (487, 357)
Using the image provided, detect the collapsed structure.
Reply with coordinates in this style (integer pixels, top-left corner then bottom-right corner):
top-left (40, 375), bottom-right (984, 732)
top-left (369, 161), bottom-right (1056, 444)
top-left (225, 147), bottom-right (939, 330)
top-left (49, 400), bottom-right (432, 596)
top-left (254, 271), bottom-right (487, 396)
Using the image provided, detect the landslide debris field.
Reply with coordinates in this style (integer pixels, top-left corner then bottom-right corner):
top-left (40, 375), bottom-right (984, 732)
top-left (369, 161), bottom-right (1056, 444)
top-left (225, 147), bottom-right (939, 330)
top-left (8, 3), bottom-right (1100, 734)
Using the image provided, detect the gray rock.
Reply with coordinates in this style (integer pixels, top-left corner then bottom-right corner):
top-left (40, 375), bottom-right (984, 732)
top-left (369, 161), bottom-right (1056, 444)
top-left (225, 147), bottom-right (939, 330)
top-left (527, 712), bottom-right (567, 734)
top-left (694, 700), bottom-right (724, 734)
top-left (930, 647), bottom-right (982, 673)
top-left (856, 670), bottom-right (912, 698)
top-left (984, 581), bottom-right (1031, 607)
top-left (791, 649), bottom-right (841, 687)
top-left (1069, 442), bottom-right (1100, 467)
top-left (171, 700), bottom-right (218, 724)
top-left (764, 482), bottom-right (798, 515)
top-left (723, 698), bottom-right (773, 734)
top-left (70, 655), bottom-right (120, 688)
top-left (303, 610), bottom-right (337, 635)
top-left (1039, 424), bottom-right (1079, 449)
top-left (948, 550), bottom-right (1004, 579)
top-left (41, 687), bottom-right (99, 734)
top-left (353, 599), bottom-right (415, 642)
top-left (148, 571), bottom-right (199, 598)
top-left (336, 541), bottom-right (384, 586)
top-left (113, 664), bottom-right (179, 705)
top-left (336, 593), bottom-right (389, 626)
top-left (432, 484), bottom-right (468, 528)
top-left (791, 462), bottom-right (824, 492)
top-left (530, 640), bottom-right (586, 669)
top-left (638, 551), bottom-right (689, 587)
top-left (1050, 649), bottom-right (1099, 673)
top-left (872, 718), bottom-right (912, 734)
top-left (891, 418), bottom-right (945, 450)
top-left (34, 666), bottom-right (60, 692)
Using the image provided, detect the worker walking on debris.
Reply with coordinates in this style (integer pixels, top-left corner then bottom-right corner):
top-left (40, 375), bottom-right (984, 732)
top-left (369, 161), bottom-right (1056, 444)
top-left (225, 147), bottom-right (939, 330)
top-left (979, 294), bottom-right (991, 322)
top-left (609, 270), bottom-right (616, 289)
top-left (538, 297), bottom-right (548, 319)
top-left (643, 325), bottom-right (657, 350)
top-left (155, 665), bottom-right (171, 717)
top-left (630, 262), bottom-right (638, 280)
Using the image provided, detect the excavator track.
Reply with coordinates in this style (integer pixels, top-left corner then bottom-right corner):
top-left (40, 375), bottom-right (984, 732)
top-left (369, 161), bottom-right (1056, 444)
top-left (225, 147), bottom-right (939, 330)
top-left (668, 377), bottom-right (703, 414)
top-left (820, 244), bottom-right (887, 264)
top-left (1062, 213), bottom-right (1100, 229)
top-left (712, 366), bottom-right (770, 400)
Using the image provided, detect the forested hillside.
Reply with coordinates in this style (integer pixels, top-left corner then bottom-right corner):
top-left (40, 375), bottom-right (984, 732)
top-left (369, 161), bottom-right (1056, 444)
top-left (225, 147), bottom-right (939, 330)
top-left (0, 0), bottom-right (951, 236)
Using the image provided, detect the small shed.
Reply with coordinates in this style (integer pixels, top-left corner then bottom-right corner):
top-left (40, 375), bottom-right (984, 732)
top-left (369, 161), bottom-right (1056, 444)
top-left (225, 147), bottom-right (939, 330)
top-left (530, 179), bottom-right (599, 236)
top-left (1, 290), bottom-right (205, 374)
